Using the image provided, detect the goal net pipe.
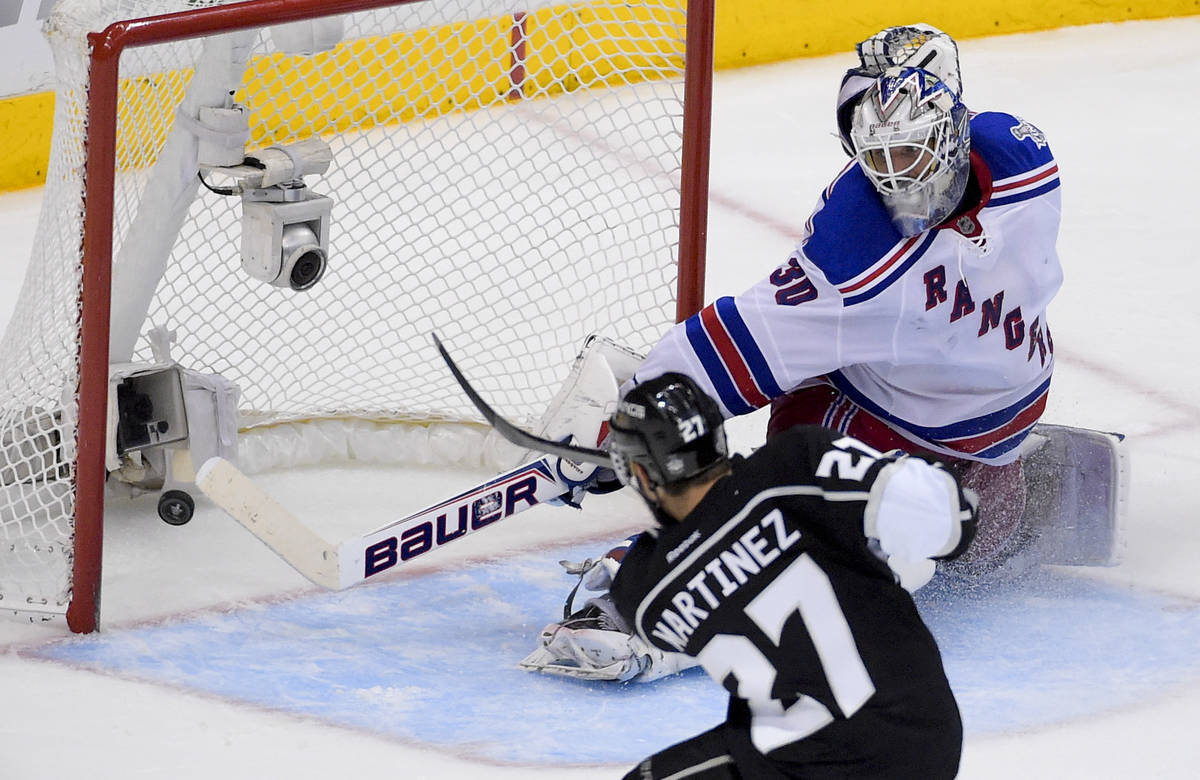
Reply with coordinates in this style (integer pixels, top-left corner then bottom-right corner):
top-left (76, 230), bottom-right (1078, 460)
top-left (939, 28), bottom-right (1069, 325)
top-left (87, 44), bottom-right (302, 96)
top-left (67, 0), bottom-right (714, 633)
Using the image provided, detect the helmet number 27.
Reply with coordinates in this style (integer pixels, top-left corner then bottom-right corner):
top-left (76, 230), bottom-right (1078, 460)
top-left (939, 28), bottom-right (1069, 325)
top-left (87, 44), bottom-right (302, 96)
top-left (677, 414), bottom-right (707, 443)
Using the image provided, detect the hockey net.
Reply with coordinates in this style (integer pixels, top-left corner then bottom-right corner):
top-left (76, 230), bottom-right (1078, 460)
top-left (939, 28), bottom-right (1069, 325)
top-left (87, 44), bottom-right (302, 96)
top-left (0, 0), bottom-right (712, 630)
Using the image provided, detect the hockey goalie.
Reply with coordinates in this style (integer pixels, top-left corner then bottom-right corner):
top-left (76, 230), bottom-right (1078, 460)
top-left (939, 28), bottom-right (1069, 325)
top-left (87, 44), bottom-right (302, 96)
top-left (512, 23), bottom-right (1128, 684)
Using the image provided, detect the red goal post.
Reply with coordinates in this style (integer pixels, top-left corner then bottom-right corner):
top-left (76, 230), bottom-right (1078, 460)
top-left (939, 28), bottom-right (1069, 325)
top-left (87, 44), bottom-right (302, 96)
top-left (0, 0), bottom-right (713, 633)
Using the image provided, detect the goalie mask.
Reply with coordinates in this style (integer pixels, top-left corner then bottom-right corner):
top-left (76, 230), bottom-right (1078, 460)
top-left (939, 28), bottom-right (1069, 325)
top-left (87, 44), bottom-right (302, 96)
top-left (837, 24), bottom-right (962, 156)
top-left (851, 67), bottom-right (970, 236)
top-left (607, 373), bottom-right (728, 497)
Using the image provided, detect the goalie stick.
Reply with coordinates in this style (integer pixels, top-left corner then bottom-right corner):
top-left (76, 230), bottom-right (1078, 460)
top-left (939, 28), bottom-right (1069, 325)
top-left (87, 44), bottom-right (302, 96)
top-left (196, 333), bottom-right (622, 589)
top-left (196, 453), bottom-right (582, 589)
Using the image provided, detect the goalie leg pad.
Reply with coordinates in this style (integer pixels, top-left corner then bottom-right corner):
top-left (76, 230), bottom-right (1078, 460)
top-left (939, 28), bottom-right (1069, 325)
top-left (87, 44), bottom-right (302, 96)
top-left (937, 424), bottom-right (1127, 580)
top-left (1021, 423), bottom-right (1128, 566)
top-left (519, 594), bottom-right (697, 683)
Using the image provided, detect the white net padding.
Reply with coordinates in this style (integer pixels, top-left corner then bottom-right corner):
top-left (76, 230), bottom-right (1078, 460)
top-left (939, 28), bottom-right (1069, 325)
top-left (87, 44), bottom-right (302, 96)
top-left (0, 0), bottom-right (706, 622)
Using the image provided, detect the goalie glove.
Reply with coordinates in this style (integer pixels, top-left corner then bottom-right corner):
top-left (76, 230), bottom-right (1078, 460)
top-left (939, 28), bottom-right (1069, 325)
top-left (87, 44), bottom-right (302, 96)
top-left (518, 540), bottom-right (696, 682)
top-left (836, 23), bottom-right (962, 156)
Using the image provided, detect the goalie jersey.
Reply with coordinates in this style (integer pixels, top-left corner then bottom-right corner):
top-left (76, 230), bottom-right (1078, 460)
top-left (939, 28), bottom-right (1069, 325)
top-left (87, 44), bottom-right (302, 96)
top-left (634, 111), bottom-right (1063, 465)
top-left (609, 426), bottom-right (970, 776)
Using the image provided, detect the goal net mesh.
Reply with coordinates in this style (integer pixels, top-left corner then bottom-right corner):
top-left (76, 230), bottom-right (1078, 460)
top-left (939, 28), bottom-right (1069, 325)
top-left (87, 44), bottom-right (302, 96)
top-left (0, 0), bottom-right (699, 619)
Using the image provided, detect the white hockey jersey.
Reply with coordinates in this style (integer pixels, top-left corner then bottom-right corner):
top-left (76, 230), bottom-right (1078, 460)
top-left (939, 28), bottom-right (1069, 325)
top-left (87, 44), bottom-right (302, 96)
top-left (634, 111), bottom-right (1063, 465)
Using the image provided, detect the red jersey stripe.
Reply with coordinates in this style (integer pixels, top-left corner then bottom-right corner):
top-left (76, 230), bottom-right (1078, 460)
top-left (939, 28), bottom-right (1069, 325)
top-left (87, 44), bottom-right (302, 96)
top-left (699, 304), bottom-right (772, 409)
top-left (838, 235), bottom-right (921, 294)
top-left (941, 389), bottom-right (1049, 453)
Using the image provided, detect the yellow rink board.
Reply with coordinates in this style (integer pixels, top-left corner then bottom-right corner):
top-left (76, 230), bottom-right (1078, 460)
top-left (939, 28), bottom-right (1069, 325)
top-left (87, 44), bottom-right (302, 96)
top-left (1, 0), bottom-right (1196, 193)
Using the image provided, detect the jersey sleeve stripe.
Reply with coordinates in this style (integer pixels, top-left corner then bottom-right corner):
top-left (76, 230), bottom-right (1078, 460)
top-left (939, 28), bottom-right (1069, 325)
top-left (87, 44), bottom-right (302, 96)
top-left (690, 299), bottom-right (780, 413)
top-left (988, 162), bottom-right (1060, 207)
top-left (992, 160), bottom-right (1057, 191)
top-left (837, 236), bottom-right (921, 294)
top-left (714, 297), bottom-right (786, 398)
top-left (686, 314), bottom-right (757, 416)
top-left (988, 177), bottom-right (1060, 208)
top-left (699, 304), bottom-right (772, 409)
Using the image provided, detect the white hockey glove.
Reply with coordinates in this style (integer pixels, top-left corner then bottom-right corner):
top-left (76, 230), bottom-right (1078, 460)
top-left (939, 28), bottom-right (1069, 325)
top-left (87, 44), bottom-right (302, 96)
top-left (869, 456), bottom-right (980, 592)
top-left (543, 436), bottom-right (621, 509)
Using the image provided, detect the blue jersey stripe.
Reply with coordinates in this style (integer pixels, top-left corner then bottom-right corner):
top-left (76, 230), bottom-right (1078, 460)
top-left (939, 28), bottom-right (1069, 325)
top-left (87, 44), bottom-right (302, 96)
top-left (843, 231), bottom-right (938, 307)
top-left (714, 297), bottom-right (786, 399)
top-left (988, 178), bottom-right (1061, 208)
top-left (827, 371), bottom-right (1052, 444)
top-left (685, 315), bottom-right (756, 415)
top-left (975, 435), bottom-right (1030, 460)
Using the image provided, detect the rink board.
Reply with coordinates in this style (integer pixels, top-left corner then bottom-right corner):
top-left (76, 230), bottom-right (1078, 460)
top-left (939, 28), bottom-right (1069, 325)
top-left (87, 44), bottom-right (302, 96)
top-left (34, 542), bottom-right (1200, 767)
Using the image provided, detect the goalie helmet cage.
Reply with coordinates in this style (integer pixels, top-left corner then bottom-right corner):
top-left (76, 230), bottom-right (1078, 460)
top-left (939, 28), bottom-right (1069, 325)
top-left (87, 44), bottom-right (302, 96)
top-left (0, 0), bottom-right (714, 632)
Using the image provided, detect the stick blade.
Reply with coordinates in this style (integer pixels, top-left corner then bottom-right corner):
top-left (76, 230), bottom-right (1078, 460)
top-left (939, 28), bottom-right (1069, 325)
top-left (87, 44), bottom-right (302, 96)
top-left (196, 457), bottom-right (342, 590)
top-left (431, 332), bottom-right (613, 468)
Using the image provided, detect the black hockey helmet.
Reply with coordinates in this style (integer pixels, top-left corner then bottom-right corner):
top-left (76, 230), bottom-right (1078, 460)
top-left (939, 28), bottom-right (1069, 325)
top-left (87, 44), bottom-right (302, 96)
top-left (607, 372), bottom-right (728, 492)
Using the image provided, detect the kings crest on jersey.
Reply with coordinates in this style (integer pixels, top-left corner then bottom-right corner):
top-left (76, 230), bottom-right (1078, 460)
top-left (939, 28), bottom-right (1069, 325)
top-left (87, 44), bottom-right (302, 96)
top-left (634, 112), bottom-right (1062, 464)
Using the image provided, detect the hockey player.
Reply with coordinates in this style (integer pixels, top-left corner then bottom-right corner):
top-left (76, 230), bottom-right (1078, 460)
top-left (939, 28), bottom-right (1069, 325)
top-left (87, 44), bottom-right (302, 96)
top-left (525, 29), bottom-right (1065, 683)
top-left (605, 373), bottom-right (974, 779)
top-left (632, 63), bottom-right (1060, 569)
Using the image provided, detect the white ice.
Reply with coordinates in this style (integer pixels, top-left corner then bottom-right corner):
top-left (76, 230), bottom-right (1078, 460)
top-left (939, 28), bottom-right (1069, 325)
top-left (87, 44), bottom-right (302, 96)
top-left (3, 17), bottom-right (1200, 779)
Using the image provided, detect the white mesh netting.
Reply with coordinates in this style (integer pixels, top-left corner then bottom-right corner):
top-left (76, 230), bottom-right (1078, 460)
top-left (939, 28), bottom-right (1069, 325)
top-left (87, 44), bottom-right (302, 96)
top-left (0, 0), bottom-right (700, 619)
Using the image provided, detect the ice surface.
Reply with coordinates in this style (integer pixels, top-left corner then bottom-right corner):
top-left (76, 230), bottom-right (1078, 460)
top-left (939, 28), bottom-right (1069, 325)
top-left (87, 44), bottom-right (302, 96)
top-left (4, 17), bottom-right (1200, 779)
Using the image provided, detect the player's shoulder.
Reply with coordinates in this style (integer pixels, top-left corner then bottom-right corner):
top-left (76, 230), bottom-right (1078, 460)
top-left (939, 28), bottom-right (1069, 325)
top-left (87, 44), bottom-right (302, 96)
top-left (744, 424), bottom-right (841, 477)
top-left (799, 164), bottom-right (938, 305)
top-left (970, 111), bottom-right (1061, 205)
top-left (800, 163), bottom-right (898, 283)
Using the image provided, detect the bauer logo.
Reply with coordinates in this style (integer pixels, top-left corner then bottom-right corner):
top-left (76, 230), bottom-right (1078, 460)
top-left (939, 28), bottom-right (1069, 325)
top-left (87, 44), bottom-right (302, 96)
top-left (361, 471), bottom-right (544, 579)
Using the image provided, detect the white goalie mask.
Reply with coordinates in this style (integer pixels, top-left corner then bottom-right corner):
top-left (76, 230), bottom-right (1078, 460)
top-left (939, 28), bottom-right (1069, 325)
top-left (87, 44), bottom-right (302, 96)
top-left (851, 67), bottom-right (971, 236)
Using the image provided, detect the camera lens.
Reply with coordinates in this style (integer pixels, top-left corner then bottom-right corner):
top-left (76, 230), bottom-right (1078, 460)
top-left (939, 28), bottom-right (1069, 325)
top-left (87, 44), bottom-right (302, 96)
top-left (289, 249), bottom-right (326, 290)
top-left (280, 223), bottom-right (327, 291)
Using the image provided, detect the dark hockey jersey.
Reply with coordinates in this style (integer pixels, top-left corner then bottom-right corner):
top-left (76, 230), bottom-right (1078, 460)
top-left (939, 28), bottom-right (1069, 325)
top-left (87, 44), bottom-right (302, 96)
top-left (610, 425), bottom-right (971, 774)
